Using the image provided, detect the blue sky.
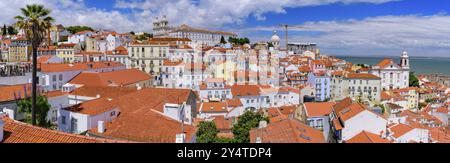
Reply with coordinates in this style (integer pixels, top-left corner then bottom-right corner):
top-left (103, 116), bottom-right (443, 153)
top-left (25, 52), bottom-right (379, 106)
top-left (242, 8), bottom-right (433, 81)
top-left (1, 0), bottom-right (450, 57)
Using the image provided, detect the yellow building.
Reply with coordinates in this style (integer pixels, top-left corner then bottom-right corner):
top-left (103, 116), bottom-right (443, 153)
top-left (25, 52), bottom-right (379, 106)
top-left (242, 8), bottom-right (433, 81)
top-left (127, 42), bottom-right (169, 76)
top-left (56, 43), bottom-right (77, 63)
top-left (213, 60), bottom-right (236, 84)
top-left (8, 38), bottom-right (32, 62)
top-left (392, 87), bottom-right (419, 109)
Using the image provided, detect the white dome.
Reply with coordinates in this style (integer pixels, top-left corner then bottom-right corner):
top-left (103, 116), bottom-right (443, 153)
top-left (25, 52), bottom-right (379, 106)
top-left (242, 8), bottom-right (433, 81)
top-left (271, 31), bottom-right (280, 42)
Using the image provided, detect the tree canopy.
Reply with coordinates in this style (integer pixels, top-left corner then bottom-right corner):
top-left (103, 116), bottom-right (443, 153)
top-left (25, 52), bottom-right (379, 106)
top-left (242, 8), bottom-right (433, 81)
top-left (196, 121), bottom-right (220, 143)
top-left (17, 95), bottom-right (52, 128)
top-left (66, 25), bottom-right (94, 34)
top-left (409, 72), bottom-right (419, 87)
top-left (220, 36), bottom-right (227, 44)
top-left (136, 32), bottom-right (153, 41)
top-left (228, 37), bottom-right (250, 45)
top-left (2, 24), bottom-right (7, 36)
top-left (231, 111), bottom-right (269, 143)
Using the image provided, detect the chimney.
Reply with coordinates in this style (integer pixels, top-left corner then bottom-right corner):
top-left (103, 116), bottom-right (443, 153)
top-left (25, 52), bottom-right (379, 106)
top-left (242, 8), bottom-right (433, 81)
top-left (96, 94), bottom-right (101, 98)
top-left (98, 121), bottom-right (105, 133)
top-left (176, 133), bottom-right (186, 143)
top-left (258, 121), bottom-right (267, 129)
top-left (0, 117), bottom-right (4, 142)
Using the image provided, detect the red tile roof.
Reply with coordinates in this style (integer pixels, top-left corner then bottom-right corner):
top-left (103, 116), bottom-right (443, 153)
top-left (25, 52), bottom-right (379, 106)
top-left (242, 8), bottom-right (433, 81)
top-left (213, 116), bottom-right (233, 131)
top-left (304, 102), bottom-right (336, 117)
top-left (346, 131), bottom-right (391, 143)
top-left (199, 102), bottom-right (228, 113)
top-left (69, 86), bottom-right (137, 98)
top-left (40, 62), bottom-right (124, 73)
top-left (389, 123), bottom-right (414, 138)
top-left (346, 73), bottom-right (381, 79)
top-left (0, 84), bottom-right (32, 102)
top-left (1, 116), bottom-right (128, 143)
top-left (336, 103), bottom-right (367, 121)
top-left (225, 98), bottom-right (243, 107)
top-left (89, 109), bottom-right (195, 143)
top-left (84, 88), bottom-right (196, 142)
top-left (163, 59), bottom-right (183, 66)
top-left (375, 58), bottom-right (395, 68)
top-left (231, 84), bottom-right (261, 97)
top-left (69, 69), bottom-right (151, 87)
top-left (250, 119), bottom-right (325, 143)
top-left (64, 97), bottom-right (118, 115)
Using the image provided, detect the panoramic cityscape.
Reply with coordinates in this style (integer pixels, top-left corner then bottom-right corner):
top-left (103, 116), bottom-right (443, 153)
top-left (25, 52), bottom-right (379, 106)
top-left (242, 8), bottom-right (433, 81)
top-left (0, 0), bottom-right (449, 145)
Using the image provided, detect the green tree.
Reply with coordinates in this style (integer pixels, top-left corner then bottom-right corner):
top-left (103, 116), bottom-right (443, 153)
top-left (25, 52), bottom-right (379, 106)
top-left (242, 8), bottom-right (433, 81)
top-left (17, 96), bottom-right (51, 128)
top-left (129, 31), bottom-right (135, 35)
top-left (136, 32), bottom-right (153, 41)
top-left (228, 37), bottom-right (251, 45)
top-left (66, 25), bottom-right (93, 34)
top-left (196, 121), bottom-right (220, 143)
top-left (409, 72), bottom-right (419, 87)
top-left (418, 102), bottom-right (427, 110)
top-left (2, 24), bottom-right (6, 36)
top-left (232, 111), bottom-right (269, 143)
top-left (7, 26), bottom-right (18, 35)
top-left (267, 42), bottom-right (274, 48)
top-left (15, 4), bottom-right (54, 125)
top-left (220, 36), bottom-right (227, 44)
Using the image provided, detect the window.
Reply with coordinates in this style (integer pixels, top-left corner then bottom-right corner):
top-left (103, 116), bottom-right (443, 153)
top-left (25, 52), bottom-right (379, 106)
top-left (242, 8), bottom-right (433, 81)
top-left (308, 120), bottom-right (314, 127)
top-left (317, 119), bottom-right (323, 128)
top-left (110, 111), bottom-right (116, 117)
top-left (71, 118), bottom-right (78, 133)
top-left (59, 74), bottom-right (63, 81)
top-left (52, 75), bottom-right (57, 81)
top-left (61, 116), bottom-right (66, 125)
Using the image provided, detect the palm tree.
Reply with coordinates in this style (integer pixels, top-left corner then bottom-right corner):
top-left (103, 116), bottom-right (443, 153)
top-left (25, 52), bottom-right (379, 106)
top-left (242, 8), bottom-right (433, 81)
top-left (14, 4), bottom-right (54, 125)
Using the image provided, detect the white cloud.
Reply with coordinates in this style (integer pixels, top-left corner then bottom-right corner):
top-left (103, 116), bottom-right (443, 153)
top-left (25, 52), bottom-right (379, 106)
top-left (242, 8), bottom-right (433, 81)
top-left (243, 14), bottom-right (450, 57)
top-left (4, 0), bottom-right (447, 57)
top-left (114, 0), bottom-right (399, 28)
top-left (0, 0), bottom-right (398, 32)
top-left (0, 0), bottom-right (143, 32)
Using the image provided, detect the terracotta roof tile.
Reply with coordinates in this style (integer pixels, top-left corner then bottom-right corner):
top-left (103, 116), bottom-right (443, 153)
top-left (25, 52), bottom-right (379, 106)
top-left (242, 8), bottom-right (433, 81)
top-left (346, 131), bottom-right (391, 143)
top-left (304, 102), bottom-right (336, 117)
top-left (346, 73), bottom-right (381, 79)
top-left (64, 97), bottom-right (117, 115)
top-left (1, 116), bottom-right (128, 143)
top-left (231, 84), bottom-right (261, 97)
top-left (199, 102), bottom-right (228, 113)
top-left (69, 69), bottom-right (151, 87)
top-left (0, 84), bottom-right (32, 102)
top-left (389, 123), bottom-right (414, 138)
top-left (40, 62), bottom-right (124, 73)
top-left (250, 119), bottom-right (325, 143)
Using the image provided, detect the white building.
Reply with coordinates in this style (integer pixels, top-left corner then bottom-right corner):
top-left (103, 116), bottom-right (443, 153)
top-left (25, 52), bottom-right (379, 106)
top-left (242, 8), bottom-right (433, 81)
top-left (387, 123), bottom-right (429, 143)
top-left (59, 97), bottom-right (120, 134)
top-left (198, 78), bottom-right (232, 102)
top-left (67, 30), bottom-right (94, 44)
top-left (330, 98), bottom-right (388, 142)
top-left (152, 15), bottom-right (237, 46)
top-left (38, 62), bottom-right (126, 91)
top-left (370, 51), bottom-right (410, 90)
